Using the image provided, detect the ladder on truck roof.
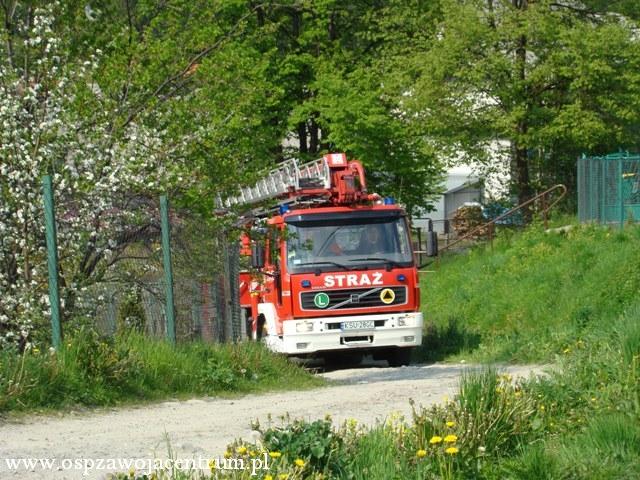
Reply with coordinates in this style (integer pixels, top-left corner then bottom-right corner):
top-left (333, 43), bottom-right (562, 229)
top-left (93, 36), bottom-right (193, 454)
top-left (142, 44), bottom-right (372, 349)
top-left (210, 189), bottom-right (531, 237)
top-left (217, 154), bottom-right (347, 209)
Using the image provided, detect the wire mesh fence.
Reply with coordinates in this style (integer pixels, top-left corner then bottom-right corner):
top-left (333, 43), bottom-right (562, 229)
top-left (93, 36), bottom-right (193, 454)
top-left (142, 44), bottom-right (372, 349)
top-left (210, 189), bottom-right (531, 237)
top-left (578, 152), bottom-right (640, 227)
top-left (44, 186), bottom-right (243, 344)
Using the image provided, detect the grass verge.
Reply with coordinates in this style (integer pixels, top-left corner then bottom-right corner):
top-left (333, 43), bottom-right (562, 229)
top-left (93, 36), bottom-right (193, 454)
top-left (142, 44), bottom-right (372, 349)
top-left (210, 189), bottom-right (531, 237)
top-left (0, 329), bottom-right (322, 414)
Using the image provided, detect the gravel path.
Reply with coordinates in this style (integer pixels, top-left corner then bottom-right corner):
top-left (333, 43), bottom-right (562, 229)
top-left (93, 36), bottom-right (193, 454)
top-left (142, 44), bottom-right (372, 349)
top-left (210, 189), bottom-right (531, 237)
top-left (0, 363), bottom-right (545, 479)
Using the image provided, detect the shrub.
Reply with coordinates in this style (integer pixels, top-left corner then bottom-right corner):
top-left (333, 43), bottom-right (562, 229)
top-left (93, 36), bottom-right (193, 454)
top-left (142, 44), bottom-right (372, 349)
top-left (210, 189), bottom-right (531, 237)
top-left (260, 417), bottom-right (348, 477)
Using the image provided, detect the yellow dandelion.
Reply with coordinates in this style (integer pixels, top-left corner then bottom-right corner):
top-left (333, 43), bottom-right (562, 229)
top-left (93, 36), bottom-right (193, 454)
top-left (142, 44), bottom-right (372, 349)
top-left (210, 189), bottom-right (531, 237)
top-left (128, 467), bottom-right (135, 477)
top-left (269, 451), bottom-right (282, 459)
top-left (278, 474), bottom-right (289, 480)
top-left (444, 434), bottom-right (458, 443)
top-left (294, 458), bottom-right (305, 467)
top-left (224, 450), bottom-right (232, 459)
top-left (446, 421), bottom-right (455, 428)
top-left (429, 435), bottom-right (443, 445)
top-left (249, 450), bottom-right (257, 457)
top-left (236, 445), bottom-right (248, 455)
top-left (563, 348), bottom-right (571, 354)
top-left (264, 475), bottom-right (273, 480)
top-left (416, 449), bottom-right (427, 458)
top-left (540, 405), bottom-right (545, 411)
top-left (445, 447), bottom-right (459, 455)
top-left (208, 459), bottom-right (216, 470)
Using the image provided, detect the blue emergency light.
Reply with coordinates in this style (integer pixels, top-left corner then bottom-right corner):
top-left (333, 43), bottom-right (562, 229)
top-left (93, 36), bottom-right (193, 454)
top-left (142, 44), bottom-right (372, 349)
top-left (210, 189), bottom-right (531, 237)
top-left (279, 204), bottom-right (290, 215)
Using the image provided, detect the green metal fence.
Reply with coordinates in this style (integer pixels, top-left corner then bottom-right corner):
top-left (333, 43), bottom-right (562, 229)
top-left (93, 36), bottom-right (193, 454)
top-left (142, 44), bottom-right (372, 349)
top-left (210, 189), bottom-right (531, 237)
top-left (578, 152), bottom-right (640, 227)
top-left (41, 175), bottom-right (242, 346)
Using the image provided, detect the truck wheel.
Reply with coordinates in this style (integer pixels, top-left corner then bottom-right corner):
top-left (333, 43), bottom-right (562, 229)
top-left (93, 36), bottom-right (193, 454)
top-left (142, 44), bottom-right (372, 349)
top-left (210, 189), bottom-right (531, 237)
top-left (387, 348), bottom-right (412, 367)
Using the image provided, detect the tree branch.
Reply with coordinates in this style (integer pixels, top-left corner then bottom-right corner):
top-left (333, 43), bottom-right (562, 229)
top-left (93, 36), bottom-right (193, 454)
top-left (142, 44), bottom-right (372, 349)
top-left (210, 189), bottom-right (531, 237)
top-left (122, 4), bottom-right (264, 128)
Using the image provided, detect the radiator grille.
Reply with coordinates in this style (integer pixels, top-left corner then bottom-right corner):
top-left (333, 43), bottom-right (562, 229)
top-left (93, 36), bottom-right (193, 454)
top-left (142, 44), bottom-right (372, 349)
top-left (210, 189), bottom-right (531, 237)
top-left (300, 286), bottom-right (407, 310)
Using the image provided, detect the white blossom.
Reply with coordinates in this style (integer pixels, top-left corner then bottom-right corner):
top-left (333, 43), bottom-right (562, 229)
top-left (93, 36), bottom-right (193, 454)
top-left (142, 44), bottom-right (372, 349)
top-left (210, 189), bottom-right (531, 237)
top-left (0, 6), bottom-right (193, 348)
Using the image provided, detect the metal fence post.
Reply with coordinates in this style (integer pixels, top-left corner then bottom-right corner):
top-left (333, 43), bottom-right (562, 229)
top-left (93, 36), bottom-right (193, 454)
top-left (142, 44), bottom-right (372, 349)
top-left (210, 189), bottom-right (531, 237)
top-left (618, 158), bottom-right (624, 228)
top-left (160, 195), bottom-right (176, 344)
top-left (42, 175), bottom-right (62, 349)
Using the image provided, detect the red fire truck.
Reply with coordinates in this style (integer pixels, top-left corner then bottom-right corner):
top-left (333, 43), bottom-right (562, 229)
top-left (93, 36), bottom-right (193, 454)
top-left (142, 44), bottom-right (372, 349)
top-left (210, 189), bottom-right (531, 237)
top-left (221, 153), bottom-right (426, 366)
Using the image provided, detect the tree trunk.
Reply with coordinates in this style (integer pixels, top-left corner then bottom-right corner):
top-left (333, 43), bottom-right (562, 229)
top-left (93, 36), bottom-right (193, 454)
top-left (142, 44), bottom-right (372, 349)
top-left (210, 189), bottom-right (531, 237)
top-left (297, 122), bottom-right (307, 153)
top-left (514, 142), bottom-right (533, 214)
top-left (513, 0), bottom-right (532, 220)
top-left (309, 117), bottom-right (319, 154)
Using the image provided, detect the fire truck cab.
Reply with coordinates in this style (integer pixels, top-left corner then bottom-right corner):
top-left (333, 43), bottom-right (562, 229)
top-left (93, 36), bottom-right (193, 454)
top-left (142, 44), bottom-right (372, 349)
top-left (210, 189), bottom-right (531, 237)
top-left (226, 153), bottom-right (424, 366)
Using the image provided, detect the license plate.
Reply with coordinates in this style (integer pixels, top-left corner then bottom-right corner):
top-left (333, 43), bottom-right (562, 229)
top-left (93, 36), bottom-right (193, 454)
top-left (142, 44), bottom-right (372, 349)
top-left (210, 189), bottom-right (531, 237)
top-left (341, 320), bottom-right (375, 330)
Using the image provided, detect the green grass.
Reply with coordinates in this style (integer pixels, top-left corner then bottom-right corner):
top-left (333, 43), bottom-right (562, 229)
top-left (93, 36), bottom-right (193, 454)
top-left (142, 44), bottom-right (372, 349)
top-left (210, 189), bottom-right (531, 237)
top-left (419, 222), bottom-right (640, 362)
top-left (0, 329), bottom-right (322, 413)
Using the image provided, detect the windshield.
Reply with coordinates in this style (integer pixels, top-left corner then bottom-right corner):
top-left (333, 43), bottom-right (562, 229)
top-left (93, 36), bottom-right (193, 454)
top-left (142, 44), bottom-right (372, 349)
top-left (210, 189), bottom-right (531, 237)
top-left (286, 215), bottom-right (413, 273)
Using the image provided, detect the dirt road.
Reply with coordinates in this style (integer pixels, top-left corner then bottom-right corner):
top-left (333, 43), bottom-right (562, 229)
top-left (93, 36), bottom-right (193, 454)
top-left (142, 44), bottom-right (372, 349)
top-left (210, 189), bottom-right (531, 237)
top-left (0, 363), bottom-right (544, 479)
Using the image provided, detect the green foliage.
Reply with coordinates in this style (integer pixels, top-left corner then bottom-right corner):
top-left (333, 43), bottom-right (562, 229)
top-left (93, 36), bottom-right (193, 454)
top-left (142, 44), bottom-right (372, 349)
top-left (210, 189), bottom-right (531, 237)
top-left (422, 222), bottom-right (640, 362)
top-left (261, 417), bottom-right (348, 477)
top-left (405, 369), bottom-right (540, 478)
top-left (0, 331), bottom-right (321, 413)
top-left (116, 289), bottom-right (146, 334)
top-left (496, 304), bottom-right (640, 480)
top-left (555, 414), bottom-right (640, 479)
top-left (55, 1), bottom-right (446, 214)
top-left (345, 426), bottom-right (411, 480)
top-left (402, 0), bottom-right (640, 202)
top-left (500, 443), bottom-right (560, 480)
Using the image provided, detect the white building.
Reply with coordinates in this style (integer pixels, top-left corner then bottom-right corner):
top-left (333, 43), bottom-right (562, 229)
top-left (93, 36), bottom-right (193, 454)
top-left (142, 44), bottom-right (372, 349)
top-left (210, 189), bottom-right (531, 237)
top-left (413, 165), bottom-right (482, 234)
top-left (413, 142), bottom-right (511, 234)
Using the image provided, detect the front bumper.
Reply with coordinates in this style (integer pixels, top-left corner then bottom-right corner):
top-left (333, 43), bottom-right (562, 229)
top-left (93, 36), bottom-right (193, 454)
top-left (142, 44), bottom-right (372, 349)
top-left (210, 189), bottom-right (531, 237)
top-left (264, 312), bottom-right (423, 355)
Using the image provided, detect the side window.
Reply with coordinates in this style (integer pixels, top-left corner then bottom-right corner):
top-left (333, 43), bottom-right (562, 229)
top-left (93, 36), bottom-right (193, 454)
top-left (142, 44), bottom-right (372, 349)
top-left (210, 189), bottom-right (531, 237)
top-left (396, 220), bottom-right (410, 255)
top-left (286, 226), bottom-right (313, 265)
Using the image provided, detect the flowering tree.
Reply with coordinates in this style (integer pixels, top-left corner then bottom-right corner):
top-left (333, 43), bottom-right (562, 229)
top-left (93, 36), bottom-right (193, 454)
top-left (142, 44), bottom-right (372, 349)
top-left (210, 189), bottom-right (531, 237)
top-left (0, 7), bottom-right (189, 349)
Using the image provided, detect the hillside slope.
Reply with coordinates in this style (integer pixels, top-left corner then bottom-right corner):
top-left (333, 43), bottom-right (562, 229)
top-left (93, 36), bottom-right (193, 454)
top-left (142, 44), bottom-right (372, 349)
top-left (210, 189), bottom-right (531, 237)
top-left (421, 223), bottom-right (640, 362)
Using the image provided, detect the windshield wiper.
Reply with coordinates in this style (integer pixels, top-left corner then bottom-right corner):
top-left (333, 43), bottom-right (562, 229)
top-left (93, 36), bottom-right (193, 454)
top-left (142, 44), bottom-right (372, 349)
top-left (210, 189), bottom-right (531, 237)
top-left (349, 257), bottom-right (405, 270)
top-left (296, 261), bottom-right (351, 271)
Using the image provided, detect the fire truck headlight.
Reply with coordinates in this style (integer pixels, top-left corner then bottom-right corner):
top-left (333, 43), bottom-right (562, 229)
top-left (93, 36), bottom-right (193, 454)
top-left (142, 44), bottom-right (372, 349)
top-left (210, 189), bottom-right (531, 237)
top-left (296, 321), bottom-right (314, 333)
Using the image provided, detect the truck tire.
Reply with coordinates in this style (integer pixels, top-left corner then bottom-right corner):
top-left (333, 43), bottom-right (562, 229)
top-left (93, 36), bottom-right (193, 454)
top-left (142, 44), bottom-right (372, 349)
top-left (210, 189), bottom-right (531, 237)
top-left (387, 348), bottom-right (412, 367)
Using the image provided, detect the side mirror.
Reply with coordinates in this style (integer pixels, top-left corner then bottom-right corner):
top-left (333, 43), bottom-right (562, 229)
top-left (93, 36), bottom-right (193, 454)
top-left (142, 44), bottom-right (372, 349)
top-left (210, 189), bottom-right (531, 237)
top-left (251, 243), bottom-right (265, 269)
top-left (425, 230), bottom-right (438, 257)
